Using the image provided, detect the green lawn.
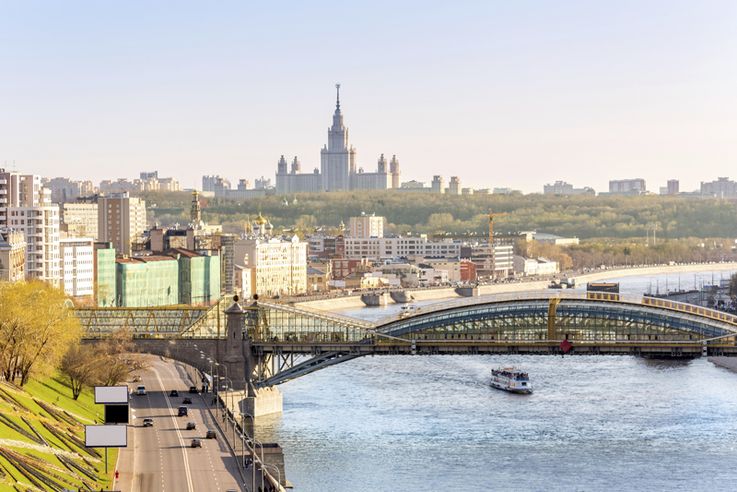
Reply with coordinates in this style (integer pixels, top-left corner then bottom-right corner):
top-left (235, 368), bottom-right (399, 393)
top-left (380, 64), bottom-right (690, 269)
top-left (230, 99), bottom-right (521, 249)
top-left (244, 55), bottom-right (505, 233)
top-left (0, 373), bottom-right (120, 491)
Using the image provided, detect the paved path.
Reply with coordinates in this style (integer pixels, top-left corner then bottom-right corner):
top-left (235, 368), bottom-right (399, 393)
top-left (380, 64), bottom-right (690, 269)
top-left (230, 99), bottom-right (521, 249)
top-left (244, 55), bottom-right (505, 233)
top-left (116, 355), bottom-right (243, 491)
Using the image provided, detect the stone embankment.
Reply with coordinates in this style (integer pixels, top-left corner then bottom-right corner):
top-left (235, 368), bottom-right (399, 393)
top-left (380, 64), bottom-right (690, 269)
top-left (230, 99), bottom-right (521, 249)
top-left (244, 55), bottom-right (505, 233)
top-left (297, 262), bottom-right (737, 312)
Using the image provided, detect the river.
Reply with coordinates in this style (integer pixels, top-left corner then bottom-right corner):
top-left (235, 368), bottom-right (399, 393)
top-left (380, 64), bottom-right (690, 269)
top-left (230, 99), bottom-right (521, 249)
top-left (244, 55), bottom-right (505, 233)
top-left (257, 269), bottom-right (737, 491)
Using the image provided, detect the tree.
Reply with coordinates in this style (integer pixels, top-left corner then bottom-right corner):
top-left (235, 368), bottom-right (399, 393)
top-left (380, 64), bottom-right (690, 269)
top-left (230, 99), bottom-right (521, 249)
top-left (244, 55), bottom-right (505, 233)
top-left (60, 344), bottom-right (100, 400)
top-left (0, 281), bottom-right (81, 386)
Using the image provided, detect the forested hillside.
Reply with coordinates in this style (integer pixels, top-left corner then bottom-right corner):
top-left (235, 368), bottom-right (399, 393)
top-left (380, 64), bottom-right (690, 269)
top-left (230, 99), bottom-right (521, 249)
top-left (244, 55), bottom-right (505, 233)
top-left (143, 191), bottom-right (737, 239)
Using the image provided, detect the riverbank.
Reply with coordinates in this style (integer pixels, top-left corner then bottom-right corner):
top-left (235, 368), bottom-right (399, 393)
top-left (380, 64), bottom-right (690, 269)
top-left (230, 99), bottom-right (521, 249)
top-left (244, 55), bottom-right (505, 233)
top-left (709, 357), bottom-right (737, 373)
top-left (297, 262), bottom-right (737, 311)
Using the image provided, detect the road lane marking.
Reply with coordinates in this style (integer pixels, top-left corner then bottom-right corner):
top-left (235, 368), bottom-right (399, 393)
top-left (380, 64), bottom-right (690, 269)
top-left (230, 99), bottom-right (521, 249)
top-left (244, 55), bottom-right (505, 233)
top-left (152, 365), bottom-right (195, 492)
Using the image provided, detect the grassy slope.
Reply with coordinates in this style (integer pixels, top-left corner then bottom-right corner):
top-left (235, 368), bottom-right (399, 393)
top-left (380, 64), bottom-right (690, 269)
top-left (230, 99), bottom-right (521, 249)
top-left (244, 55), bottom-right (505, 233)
top-left (0, 374), bottom-right (119, 491)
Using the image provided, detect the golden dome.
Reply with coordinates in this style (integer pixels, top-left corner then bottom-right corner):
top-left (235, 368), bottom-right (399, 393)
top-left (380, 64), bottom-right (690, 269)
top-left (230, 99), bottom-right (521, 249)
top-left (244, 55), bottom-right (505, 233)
top-left (255, 212), bottom-right (267, 225)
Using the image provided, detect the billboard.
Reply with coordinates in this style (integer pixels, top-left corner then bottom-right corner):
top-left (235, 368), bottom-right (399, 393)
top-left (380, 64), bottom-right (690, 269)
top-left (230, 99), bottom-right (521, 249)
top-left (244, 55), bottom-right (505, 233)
top-left (85, 425), bottom-right (128, 448)
top-left (95, 386), bottom-right (129, 404)
top-left (104, 404), bottom-right (130, 424)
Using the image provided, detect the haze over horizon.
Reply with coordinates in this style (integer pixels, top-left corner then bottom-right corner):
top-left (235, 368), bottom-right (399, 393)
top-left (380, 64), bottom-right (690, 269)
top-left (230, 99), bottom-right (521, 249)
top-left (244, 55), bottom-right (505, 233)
top-left (2, 1), bottom-right (737, 193)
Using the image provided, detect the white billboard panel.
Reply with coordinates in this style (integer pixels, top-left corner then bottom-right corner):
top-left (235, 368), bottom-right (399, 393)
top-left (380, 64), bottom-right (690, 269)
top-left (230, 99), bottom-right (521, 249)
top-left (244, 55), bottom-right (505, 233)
top-left (85, 425), bottom-right (128, 448)
top-left (95, 386), bottom-right (129, 404)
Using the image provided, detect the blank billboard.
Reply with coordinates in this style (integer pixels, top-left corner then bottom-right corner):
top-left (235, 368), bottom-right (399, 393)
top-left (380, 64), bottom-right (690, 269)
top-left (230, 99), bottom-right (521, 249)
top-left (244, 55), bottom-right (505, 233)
top-left (95, 386), bottom-right (129, 404)
top-left (85, 425), bottom-right (128, 448)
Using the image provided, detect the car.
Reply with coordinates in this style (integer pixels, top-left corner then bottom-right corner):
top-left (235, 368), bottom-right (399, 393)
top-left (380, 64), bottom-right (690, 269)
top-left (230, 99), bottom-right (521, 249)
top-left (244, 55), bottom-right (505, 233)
top-left (188, 386), bottom-right (198, 394)
top-left (136, 385), bottom-right (146, 396)
top-left (190, 439), bottom-right (202, 448)
top-left (169, 389), bottom-right (179, 397)
top-left (142, 418), bottom-right (154, 427)
top-left (178, 406), bottom-right (188, 417)
top-left (205, 430), bottom-right (217, 439)
top-left (182, 397), bottom-right (193, 405)
top-left (186, 421), bottom-right (196, 430)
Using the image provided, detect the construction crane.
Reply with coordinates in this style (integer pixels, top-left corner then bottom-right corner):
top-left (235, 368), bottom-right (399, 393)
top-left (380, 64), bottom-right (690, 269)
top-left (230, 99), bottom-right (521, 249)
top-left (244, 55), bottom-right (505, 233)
top-left (488, 211), bottom-right (508, 279)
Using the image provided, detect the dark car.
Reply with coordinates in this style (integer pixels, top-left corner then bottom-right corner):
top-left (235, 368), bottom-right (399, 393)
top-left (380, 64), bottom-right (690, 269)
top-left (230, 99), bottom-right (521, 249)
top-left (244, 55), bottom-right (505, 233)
top-left (186, 421), bottom-right (196, 430)
top-left (177, 406), bottom-right (188, 417)
top-left (182, 397), bottom-right (193, 405)
top-left (188, 386), bottom-right (198, 394)
top-left (205, 430), bottom-right (217, 439)
top-left (142, 418), bottom-right (154, 427)
top-left (190, 439), bottom-right (202, 448)
top-left (169, 389), bottom-right (179, 397)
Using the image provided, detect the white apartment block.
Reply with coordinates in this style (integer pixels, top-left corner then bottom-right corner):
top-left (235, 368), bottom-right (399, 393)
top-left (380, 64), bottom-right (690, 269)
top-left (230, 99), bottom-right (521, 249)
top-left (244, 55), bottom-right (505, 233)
top-left (234, 236), bottom-right (307, 297)
top-left (348, 214), bottom-right (384, 238)
top-left (0, 169), bottom-right (61, 286)
top-left (98, 193), bottom-right (147, 256)
top-left (344, 236), bottom-right (461, 260)
top-left (59, 238), bottom-right (94, 298)
top-left (62, 202), bottom-right (99, 239)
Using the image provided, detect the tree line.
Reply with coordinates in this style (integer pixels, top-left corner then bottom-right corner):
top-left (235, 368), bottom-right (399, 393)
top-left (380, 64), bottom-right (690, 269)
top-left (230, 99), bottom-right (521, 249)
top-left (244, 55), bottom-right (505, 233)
top-left (0, 281), bottom-right (144, 398)
top-left (141, 190), bottom-right (737, 240)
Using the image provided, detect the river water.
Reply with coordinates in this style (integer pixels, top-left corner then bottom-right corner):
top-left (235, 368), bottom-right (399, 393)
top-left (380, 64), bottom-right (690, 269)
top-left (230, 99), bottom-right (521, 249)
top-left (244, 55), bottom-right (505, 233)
top-left (258, 270), bottom-right (737, 491)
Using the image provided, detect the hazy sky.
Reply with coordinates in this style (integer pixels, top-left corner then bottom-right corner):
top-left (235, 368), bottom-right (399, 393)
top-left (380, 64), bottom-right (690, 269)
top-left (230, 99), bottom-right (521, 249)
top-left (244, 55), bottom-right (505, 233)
top-left (2, 1), bottom-right (737, 193)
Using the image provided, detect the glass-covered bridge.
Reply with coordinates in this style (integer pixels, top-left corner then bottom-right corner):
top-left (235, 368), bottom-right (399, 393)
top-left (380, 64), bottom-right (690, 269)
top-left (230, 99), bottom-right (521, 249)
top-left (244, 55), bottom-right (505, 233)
top-left (77, 292), bottom-right (737, 386)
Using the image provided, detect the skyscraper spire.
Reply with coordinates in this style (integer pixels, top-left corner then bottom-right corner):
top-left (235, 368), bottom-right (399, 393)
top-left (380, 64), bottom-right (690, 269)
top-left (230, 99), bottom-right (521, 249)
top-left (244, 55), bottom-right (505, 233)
top-left (335, 83), bottom-right (341, 111)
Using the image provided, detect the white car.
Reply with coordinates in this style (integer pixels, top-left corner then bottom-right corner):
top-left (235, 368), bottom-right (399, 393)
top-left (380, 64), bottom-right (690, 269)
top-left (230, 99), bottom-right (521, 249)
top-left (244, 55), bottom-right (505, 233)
top-left (136, 385), bottom-right (146, 396)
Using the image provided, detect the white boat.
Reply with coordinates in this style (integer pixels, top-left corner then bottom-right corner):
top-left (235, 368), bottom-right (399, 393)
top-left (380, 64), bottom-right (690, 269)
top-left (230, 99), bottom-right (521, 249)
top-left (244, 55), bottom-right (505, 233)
top-left (490, 367), bottom-right (532, 394)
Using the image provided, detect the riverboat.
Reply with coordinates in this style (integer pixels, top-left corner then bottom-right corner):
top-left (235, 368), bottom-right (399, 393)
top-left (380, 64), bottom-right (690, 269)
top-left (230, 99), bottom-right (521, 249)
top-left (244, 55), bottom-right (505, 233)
top-left (490, 367), bottom-right (532, 394)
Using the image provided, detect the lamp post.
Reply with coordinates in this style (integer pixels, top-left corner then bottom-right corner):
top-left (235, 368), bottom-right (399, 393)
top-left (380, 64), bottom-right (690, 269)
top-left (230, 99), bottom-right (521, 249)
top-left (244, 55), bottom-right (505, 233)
top-left (241, 413), bottom-right (256, 491)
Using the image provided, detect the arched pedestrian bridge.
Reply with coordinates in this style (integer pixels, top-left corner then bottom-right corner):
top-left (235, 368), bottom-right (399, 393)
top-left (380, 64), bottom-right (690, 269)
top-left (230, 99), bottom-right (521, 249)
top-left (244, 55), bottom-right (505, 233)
top-left (77, 291), bottom-right (737, 388)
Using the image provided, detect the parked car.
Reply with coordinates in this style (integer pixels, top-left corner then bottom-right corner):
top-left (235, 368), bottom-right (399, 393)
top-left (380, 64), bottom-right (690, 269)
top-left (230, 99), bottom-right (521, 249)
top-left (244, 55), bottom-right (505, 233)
top-left (188, 386), bottom-right (199, 394)
top-left (136, 385), bottom-right (146, 396)
top-left (178, 406), bottom-right (188, 417)
top-left (205, 430), bottom-right (217, 439)
top-left (169, 389), bottom-right (179, 397)
top-left (182, 397), bottom-right (193, 405)
top-left (186, 421), bottom-right (196, 430)
top-left (190, 439), bottom-right (202, 448)
top-left (142, 418), bottom-right (154, 427)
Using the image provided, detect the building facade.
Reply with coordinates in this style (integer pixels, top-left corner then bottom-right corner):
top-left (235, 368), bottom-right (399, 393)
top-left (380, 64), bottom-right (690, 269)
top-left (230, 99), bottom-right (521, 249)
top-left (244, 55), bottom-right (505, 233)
top-left (343, 236), bottom-right (461, 260)
top-left (0, 169), bottom-right (61, 285)
top-left (348, 214), bottom-right (384, 239)
top-left (234, 236), bottom-right (307, 297)
top-left (609, 179), bottom-right (647, 195)
top-left (543, 181), bottom-right (596, 196)
top-left (0, 228), bottom-right (26, 282)
top-left (98, 193), bottom-right (147, 257)
top-left (62, 201), bottom-right (99, 239)
top-left (700, 177), bottom-right (737, 198)
top-left (116, 256), bottom-right (180, 307)
top-left (59, 238), bottom-right (94, 299)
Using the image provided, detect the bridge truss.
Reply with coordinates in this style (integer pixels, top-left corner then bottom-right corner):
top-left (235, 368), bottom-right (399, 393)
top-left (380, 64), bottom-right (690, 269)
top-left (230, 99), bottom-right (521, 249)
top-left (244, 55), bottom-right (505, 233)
top-left (77, 292), bottom-right (737, 387)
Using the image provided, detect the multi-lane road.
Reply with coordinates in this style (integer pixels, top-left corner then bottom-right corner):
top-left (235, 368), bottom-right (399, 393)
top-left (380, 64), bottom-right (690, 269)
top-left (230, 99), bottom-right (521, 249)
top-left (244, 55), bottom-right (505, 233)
top-left (116, 355), bottom-right (243, 491)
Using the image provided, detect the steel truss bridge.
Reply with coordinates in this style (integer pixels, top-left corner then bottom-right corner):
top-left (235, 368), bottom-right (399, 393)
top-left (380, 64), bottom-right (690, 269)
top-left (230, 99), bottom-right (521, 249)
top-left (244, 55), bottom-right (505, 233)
top-left (77, 291), bottom-right (737, 387)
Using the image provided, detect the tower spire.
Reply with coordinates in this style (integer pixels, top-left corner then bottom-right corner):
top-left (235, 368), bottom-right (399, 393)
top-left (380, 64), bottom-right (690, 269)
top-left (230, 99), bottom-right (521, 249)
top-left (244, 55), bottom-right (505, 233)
top-left (335, 83), bottom-right (341, 110)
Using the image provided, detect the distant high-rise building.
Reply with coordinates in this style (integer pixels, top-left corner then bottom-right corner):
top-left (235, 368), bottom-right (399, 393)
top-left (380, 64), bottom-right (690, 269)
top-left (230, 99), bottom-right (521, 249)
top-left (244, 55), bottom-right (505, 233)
top-left (348, 214), bottom-right (384, 239)
top-left (667, 179), bottom-right (679, 195)
top-left (276, 85), bottom-right (400, 194)
top-left (700, 177), bottom-right (737, 198)
top-left (98, 193), bottom-right (147, 257)
top-left (543, 181), bottom-right (595, 196)
top-left (431, 176), bottom-right (445, 194)
top-left (45, 177), bottom-right (96, 203)
top-left (448, 176), bottom-right (461, 195)
top-left (608, 179), bottom-right (647, 195)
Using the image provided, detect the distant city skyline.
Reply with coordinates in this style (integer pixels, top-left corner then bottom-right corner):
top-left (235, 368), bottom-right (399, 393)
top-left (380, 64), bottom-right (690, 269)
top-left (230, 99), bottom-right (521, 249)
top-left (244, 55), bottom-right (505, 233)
top-left (2, 1), bottom-right (737, 193)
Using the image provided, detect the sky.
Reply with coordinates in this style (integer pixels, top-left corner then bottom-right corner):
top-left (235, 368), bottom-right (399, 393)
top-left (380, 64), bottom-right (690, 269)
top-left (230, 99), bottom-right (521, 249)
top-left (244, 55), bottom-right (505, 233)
top-left (2, 1), bottom-right (737, 193)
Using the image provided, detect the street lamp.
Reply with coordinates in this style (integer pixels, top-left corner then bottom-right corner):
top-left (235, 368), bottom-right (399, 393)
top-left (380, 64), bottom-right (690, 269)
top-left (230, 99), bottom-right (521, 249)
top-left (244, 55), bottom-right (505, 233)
top-left (241, 413), bottom-right (256, 491)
